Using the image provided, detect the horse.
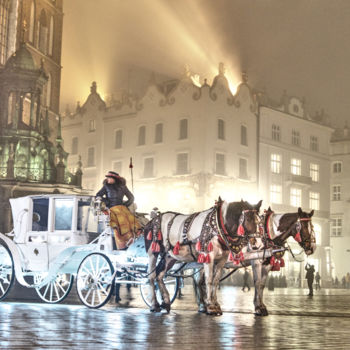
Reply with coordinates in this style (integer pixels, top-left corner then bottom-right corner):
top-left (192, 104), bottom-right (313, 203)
top-left (144, 198), bottom-right (262, 315)
top-left (250, 206), bottom-right (316, 316)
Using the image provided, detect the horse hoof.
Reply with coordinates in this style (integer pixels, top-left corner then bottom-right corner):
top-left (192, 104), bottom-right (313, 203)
top-left (160, 302), bottom-right (171, 313)
top-left (261, 308), bottom-right (269, 316)
top-left (150, 304), bottom-right (161, 313)
top-left (198, 305), bottom-right (207, 313)
top-left (255, 308), bottom-right (263, 316)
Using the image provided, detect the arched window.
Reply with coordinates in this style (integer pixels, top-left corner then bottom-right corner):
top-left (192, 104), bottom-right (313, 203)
top-left (46, 73), bottom-right (51, 108)
top-left (29, 1), bottom-right (35, 43)
top-left (48, 16), bottom-right (54, 55)
top-left (38, 9), bottom-right (48, 54)
top-left (0, 0), bottom-right (11, 65)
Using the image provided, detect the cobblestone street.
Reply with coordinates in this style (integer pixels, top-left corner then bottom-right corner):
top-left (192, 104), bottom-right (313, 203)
top-left (1, 286), bottom-right (350, 349)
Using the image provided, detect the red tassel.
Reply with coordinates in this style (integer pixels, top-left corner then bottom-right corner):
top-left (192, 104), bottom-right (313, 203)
top-left (151, 241), bottom-right (160, 252)
top-left (173, 241), bottom-right (180, 255)
top-left (239, 251), bottom-right (245, 261)
top-left (272, 262), bottom-right (280, 271)
top-left (237, 224), bottom-right (245, 236)
top-left (146, 231), bottom-right (153, 241)
top-left (294, 232), bottom-right (301, 242)
top-left (207, 241), bottom-right (213, 252)
top-left (157, 231), bottom-right (162, 241)
top-left (233, 258), bottom-right (240, 265)
top-left (195, 241), bottom-right (201, 252)
top-left (205, 254), bottom-right (211, 263)
top-left (280, 258), bottom-right (285, 268)
top-left (270, 256), bottom-right (275, 266)
top-left (197, 254), bottom-right (206, 263)
top-left (229, 252), bottom-right (234, 262)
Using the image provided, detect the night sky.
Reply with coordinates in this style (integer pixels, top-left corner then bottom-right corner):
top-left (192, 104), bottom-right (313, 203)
top-left (61, 0), bottom-right (350, 127)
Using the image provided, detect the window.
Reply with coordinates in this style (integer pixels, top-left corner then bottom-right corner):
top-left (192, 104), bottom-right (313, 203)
top-left (155, 123), bottom-right (163, 143)
top-left (309, 192), bottom-right (320, 210)
top-left (71, 137), bottom-right (78, 155)
top-left (143, 157), bottom-right (154, 178)
top-left (290, 188), bottom-right (302, 207)
top-left (215, 153), bottom-right (225, 175)
top-left (138, 126), bottom-right (146, 146)
top-left (331, 218), bottom-right (342, 237)
top-left (272, 124), bottom-right (281, 142)
top-left (22, 94), bottom-right (31, 125)
top-left (48, 16), bottom-right (54, 56)
top-left (89, 119), bottom-right (96, 132)
top-left (292, 130), bottom-right (300, 146)
top-left (38, 9), bottom-right (48, 54)
top-left (7, 92), bottom-right (14, 125)
top-left (87, 147), bottom-right (95, 167)
top-left (29, 1), bottom-right (35, 43)
top-left (176, 153), bottom-right (188, 174)
top-left (115, 129), bottom-right (122, 149)
top-left (241, 125), bottom-right (247, 146)
top-left (310, 163), bottom-right (319, 182)
top-left (332, 185), bottom-right (341, 201)
top-left (112, 161), bottom-right (122, 174)
top-left (291, 158), bottom-right (301, 175)
top-left (46, 73), bottom-right (51, 108)
top-left (239, 158), bottom-right (248, 179)
top-left (270, 184), bottom-right (282, 204)
top-left (0, 0), bottom-right (10, 64)
top-left (310, 136), bottom-right (318, 152)
top-left (179, 119), bottom-right (188, 140)
top-left (218, 119), bottom-right (225, 140)
top-left (54, 199), bottom-right (73, 231)
top-left (313, 224), bottom-right (321, 245)
top-left (32, 198), bottom-right (49, 232)
top-left (333, 162), bottom-right (342, 173)
top-left (271, 154), bottom-right (281, 174)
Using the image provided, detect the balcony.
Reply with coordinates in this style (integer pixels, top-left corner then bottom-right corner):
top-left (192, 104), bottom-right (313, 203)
top-left (284, 174), bottom-right (312, 186)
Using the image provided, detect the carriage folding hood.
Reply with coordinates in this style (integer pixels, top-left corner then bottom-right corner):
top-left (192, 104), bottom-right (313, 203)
top-left (9, 196), bottom-right (31, 243)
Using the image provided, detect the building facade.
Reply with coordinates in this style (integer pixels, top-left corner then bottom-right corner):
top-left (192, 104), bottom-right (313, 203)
top-left (62, 66), bottom-right (335, 282)
top-left (330, 125), bottom-right (350, 279)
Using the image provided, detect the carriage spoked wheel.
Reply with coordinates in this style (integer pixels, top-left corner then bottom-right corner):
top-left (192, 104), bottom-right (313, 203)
top-left (0, 243), bottom-right (15, 301)
top-left (76, 252), bottom-right (114, 308)
top-left (35, 273), bottom-right (74, 303)
top-left (140, 275), bottom-right (180, 308)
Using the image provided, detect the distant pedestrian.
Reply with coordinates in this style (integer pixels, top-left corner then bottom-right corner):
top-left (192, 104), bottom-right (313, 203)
top-left (335, 276), bottom-right (339, 288)
top-left (346, 273), bottom-right (350, 289)
top-left (315, 272), bottom-right (321, 290)
top-left (242, 268), bottom-right (250, 292)
top-left (268, 276), bottom-right (275, 291)
top-left (305, 263), bottom-right (315, 296)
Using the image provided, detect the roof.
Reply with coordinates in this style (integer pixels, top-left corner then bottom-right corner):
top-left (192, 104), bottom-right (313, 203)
top-left (5, 43), bottom-right (37, 71)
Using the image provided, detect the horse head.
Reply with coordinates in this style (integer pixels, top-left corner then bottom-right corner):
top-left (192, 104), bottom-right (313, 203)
top-left (223, 199), bottom-right (262, 236)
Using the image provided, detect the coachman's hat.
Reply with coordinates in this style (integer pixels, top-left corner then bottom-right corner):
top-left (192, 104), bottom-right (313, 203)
top-left (105, 171), bottom-right (120, 179)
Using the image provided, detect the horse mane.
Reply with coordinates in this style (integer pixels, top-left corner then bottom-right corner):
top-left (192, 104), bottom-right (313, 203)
top-left (277, 212), bottom-right (298, 233)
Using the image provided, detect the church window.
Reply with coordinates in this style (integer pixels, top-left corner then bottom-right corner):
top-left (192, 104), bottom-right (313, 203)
top-left (7, 92), bottom-right (15, 125)
top-left (22, 93), bottom-right (31, 126)
top-left (48, 16), bottom-right (54, 55)
top-left (29, 1), bottom-right (35, 43)
top-left (38, 9), bottom-right (48, 54)
top-left (0, 0), bottom-right (10, 65)
top-left (46, 73), bottom-right (51, 108)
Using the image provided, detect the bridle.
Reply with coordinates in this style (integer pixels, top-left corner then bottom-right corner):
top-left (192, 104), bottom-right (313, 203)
top-left (295, 217), bottom-right (315, 251)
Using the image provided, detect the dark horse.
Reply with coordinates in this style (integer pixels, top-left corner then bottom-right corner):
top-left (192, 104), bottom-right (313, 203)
top-left (250, 206), bottom-right (316, 316)
top-left (144, 199), bottom-right (262, 315)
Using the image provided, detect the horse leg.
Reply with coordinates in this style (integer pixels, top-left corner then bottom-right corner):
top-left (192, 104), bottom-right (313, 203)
top-left (259, 264), bottom-right (271, 316)
top-left (251, 260), bottom-right (264, 316)
top-left (210, 256), bottom-right (227, 316)
top-left (203, 260), bottom-right (216, 315)
top-left (148, 252), bottom-right (161, 312)
top-left (193, 268), bottom-right (207, 313)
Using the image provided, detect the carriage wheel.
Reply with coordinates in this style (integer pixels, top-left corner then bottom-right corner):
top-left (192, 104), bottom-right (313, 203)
top-left (35, 273), bottom-right (74, 303)
top-left (76, 253), bottom-right (114, 308)
top-left (0, 243), bottom-right (14, 301)
top-left (140, 275), bottom-right (179, 308)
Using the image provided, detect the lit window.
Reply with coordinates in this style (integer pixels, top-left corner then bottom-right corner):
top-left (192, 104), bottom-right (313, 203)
top-left (143, 158), bottom-right (154, 178)
top-left (218, 119), bottom-right (225, 140)
top-left (332, 185), bottom-right (341, 201)
top-left (271, 154), bottom-right (281, 174)
top-left (291, 158), bottom-right (301, 175)
top-left (38, 9), bottom-right (48, 54)
top-left (215, 153), bottom-right (225, 175)
top-left (309, 192), bottom-right (320, 210)
top-left (176, 153), bottom-right (188, 174)
top-left (272, 124), bottom-right (281, 142)
top-left (54, 199), bottom-right (73, 231)
top-left (313, 223), bottom-right (321, 245)
top-left (331, 218), bottom-right (342, 237)
top-left (0, 0), bottom-right (10, 64)
top-left (310, 163), bottom-right (319, 182)
top-left (239, 158), bottom-right (248, 179)
top-left (241, 125), bottom-right (247, 146)
top-left (48, 16), bottom-right (54, 55)
top-left (270, 184), bottom-right (282, 204)
top-left (112, 161), bottom-right (122, 174)
top-left (292, 130), bottom-right (300, 146)
top-left (29, 1), bottom-right (35, 43)
top-left (333, 162), bottom-right (342, 173)
top-left (71, 137), bottom-right (78, 155)
top-left (179, 119), bottom-right (188, 140)
top-left (46, 73), bottom-right (51, 108)
top-left (89, 119), bottom-right (96, 132)
top-left (310, 136), bottom-right (318, 152)
top-left (87, 147), bottom-right (95, 167)
top-left (138, 126), bottom-right (146, 146)
top-left (290, 188), bottom-right (302, 207)
top-left (155, 123), bottom-right (163, 143)
top-left (115, 130), bottom-right (122, 149)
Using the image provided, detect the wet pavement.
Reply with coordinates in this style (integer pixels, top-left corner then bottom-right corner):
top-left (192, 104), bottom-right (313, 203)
top-left (2, 285), bottom-right (350, 349)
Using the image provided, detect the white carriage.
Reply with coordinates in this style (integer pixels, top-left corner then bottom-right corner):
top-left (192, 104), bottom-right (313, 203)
top-left (0, 194), bottom-right (179, 309)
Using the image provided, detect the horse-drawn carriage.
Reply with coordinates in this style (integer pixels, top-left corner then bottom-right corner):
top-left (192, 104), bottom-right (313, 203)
top-left (0, 194), bottom-right (179, 308)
